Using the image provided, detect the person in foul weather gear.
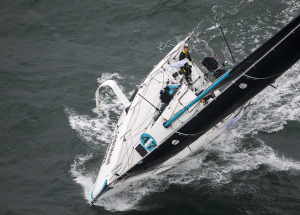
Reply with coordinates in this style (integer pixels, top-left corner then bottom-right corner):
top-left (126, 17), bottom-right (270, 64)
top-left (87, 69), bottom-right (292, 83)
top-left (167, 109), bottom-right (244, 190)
top-left (179, 46), bottom-right (193, 83)
top-left (154, 83), bottom-right (181, 121)
top-left (159, 83), bottom-right (181, 104)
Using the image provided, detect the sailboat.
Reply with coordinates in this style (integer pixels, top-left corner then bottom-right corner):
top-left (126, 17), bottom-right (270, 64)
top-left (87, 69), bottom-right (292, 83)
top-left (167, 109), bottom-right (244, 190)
top-left (91, 14), bottom-right (300, 204)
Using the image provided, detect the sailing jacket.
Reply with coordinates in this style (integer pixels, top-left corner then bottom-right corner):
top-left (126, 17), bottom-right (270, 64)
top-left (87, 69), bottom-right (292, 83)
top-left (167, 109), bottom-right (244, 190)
top-left (179, 50), bottom-right (193, 62)
top-left (179, 50), bottom-right (193, 70)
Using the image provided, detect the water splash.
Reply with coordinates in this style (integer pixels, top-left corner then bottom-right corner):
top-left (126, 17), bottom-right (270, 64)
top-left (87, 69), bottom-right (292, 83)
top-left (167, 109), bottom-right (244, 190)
top-left (65, 73), bottom-right (124, 147)
top-left (70, 154), bottom-right (95, 203)
top-left (66, 108), bottom-right (113, 146)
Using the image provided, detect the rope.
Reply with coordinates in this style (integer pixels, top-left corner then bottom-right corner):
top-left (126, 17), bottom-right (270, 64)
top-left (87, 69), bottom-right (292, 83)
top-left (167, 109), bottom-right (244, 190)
top-left (243, 72), bottom-right (283, 80)
top-left (175, 131), bottom-right (205, 136)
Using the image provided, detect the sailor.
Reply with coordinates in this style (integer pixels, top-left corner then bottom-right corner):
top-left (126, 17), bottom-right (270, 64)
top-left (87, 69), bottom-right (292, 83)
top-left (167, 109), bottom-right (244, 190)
top-left (160, 83), bottom-right (180, 104)
top-left (179, 46), bottom-right (193, 84)
top-left (154, 83), bottom-right (181, 121)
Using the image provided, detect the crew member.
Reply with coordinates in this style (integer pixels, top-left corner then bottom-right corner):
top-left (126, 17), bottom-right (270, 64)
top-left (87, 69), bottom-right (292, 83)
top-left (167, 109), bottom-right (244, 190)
top-left (154, 83), bottom-right (181, 121)
top-left (179, 46), bottom-right (193, 83)
top-left (160, 83), bottom-right (181, 104)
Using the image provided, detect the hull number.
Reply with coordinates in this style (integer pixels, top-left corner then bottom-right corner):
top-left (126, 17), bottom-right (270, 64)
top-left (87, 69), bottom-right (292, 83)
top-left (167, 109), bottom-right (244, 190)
top-left (140, 133), bottom-right (157, 152)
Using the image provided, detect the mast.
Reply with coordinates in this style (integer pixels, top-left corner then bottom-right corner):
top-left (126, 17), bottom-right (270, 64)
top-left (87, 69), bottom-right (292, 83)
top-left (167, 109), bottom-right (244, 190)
top-left (219, 25), bottom-right (236, 64)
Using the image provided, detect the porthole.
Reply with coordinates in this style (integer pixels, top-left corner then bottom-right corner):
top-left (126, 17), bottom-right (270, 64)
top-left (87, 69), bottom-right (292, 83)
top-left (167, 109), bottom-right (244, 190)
top-left (172, 140), bottom-right (179, 145)
top-left (239, 83), bottom-right (247, 89)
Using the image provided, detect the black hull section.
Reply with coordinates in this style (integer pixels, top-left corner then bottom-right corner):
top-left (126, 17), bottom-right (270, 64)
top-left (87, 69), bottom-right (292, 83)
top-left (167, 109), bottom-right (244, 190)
top-left (122, 15), bottom-right (300, 179)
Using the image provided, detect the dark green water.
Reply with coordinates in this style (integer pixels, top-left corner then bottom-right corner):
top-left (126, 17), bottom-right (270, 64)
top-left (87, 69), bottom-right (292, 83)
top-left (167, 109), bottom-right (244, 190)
top-left (1, 0), bottom-right (300, 214)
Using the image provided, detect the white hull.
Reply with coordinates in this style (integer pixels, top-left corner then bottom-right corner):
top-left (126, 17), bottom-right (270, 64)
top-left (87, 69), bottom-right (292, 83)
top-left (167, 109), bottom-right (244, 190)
top-left (99, 104), bottom-right (246, 199)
